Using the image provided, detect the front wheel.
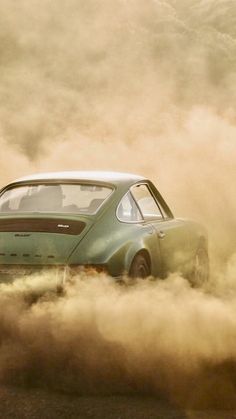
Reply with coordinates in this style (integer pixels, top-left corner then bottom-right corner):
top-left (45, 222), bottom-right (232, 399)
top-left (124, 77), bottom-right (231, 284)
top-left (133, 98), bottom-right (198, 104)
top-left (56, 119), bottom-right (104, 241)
top-left (192, 247), bottom-right (209, 287)
top-left (129, 254), bottom-right (150, 279)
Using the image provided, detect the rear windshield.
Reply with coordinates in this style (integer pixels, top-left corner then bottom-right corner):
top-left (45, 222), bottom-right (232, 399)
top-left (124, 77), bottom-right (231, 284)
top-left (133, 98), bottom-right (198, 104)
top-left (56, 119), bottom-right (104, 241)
top-left (0, 183), bottom-right (113, 215)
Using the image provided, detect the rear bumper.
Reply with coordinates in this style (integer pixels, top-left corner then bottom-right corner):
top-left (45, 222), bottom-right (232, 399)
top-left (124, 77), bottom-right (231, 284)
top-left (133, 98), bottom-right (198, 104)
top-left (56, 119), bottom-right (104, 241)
top-left (0, 264), bottom-right (108, 283)
top-left (0, 264), bottom-right (64, 283)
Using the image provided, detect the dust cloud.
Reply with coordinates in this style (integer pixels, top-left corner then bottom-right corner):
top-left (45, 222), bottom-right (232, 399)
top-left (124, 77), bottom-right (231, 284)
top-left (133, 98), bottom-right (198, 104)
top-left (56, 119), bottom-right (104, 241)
top-left (0, 0), bottom-right (236, 410)
top-left (1, 269), bottom-right (236, 409)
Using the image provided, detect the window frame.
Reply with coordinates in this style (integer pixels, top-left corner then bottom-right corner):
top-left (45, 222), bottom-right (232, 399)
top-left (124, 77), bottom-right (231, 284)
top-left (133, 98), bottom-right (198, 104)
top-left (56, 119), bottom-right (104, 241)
top-left (130, 182), bottom-right (165, 222)
top-left (116, 191), bottom-right (144, 224)
top-left (116, 182), bottom-right (170, 224)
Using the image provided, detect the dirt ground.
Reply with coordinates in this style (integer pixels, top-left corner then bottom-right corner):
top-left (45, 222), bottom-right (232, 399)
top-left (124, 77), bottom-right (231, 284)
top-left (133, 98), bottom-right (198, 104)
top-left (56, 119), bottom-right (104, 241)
top-left (0, 387), bottom-right (236, 419)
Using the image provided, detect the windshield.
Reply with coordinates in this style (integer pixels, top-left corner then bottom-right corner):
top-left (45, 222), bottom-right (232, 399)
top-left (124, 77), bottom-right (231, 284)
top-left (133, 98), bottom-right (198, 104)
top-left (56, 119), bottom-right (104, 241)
top-left (0, 183), bottom-right (113, 215)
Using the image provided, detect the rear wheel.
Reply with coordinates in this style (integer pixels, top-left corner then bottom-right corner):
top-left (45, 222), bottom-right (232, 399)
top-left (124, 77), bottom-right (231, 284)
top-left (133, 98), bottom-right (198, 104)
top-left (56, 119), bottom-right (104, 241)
top-left (129, 253), bottom-right (150, 279)
top-left (192, 247), bottom-right (209, 286)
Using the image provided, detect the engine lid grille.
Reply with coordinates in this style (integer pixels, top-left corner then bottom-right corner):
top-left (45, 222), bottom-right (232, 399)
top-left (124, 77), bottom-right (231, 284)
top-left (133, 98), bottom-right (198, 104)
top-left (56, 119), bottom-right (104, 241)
top-left (0, 218), bottom-right (86, 235)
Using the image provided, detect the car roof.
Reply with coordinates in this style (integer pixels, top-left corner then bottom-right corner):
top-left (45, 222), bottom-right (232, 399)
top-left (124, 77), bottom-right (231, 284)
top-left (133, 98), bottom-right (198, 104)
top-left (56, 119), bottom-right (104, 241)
top-left (11, 171), bottom-right (146, 187)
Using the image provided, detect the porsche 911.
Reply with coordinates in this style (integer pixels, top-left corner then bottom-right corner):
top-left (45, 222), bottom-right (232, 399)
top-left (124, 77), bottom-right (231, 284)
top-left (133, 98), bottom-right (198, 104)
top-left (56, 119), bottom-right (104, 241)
top-left (0, 171), bottom-right (209, 285)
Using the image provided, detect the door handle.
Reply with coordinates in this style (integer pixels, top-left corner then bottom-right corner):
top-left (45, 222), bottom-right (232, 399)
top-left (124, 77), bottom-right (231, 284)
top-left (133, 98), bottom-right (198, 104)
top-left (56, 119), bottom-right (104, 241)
top-left (158, 231), bottom-right (166, 239)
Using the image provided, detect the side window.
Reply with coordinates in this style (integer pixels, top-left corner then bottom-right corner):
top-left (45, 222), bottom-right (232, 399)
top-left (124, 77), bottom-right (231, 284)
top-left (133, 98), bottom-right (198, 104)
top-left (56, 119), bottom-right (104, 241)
top-left (117, 192), bottom-right (143, 222)
top-left (131, 184), bottom-right (163, 220)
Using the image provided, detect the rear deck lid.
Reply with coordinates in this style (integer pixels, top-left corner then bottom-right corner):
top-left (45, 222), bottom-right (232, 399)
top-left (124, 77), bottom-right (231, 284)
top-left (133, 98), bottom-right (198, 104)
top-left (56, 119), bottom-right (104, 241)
top-left (0, 214), bottom-right (92, 265)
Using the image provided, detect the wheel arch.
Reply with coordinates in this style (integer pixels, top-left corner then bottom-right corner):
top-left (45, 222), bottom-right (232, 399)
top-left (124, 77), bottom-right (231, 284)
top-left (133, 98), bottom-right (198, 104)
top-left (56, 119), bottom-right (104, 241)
top-left (125, 243), bottom-right (152, 275)
top-left (129, 249), bottom-right (151, 275)
top-left (197, 234), bottom-right (208, 252)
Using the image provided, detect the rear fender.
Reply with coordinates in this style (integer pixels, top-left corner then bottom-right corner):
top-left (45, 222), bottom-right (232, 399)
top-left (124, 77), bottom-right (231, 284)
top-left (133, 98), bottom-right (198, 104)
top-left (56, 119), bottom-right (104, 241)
top-left (123, 238), bottom-right (162, 277)
top-left (105, 239), bottom-right (149, 276)
top-left (124, 241), bottom-right (150, 274)
top-left (69, 216), bottom-right (162, 277)
top-left (106, 228), bottom-right (162, 277)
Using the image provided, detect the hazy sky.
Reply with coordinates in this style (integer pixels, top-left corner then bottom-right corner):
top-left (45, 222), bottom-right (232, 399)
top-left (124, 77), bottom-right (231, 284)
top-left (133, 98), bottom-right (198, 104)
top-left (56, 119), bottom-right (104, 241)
top-left (0, 0), bottom-right (236, 256)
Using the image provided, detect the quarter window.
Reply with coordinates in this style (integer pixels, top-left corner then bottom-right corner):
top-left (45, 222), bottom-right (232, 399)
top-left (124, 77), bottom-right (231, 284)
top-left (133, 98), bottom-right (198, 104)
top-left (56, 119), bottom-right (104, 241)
top-left (131, 184), bottom-right (163, 220)
top-left (117, 192), bottom-right (143, 222)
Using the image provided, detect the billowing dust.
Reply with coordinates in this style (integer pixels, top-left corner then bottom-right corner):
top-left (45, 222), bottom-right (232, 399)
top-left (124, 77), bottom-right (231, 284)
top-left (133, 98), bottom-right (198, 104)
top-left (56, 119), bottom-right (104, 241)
top-left (1, 268), bottom-right (236, 410)
top-left (0, 0), bottom-right (236, 410)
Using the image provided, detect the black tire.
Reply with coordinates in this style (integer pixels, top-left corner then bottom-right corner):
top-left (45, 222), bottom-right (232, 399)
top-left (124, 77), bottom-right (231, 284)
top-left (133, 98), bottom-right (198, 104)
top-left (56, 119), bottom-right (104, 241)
top-left (192, 247), bottom-right (209, 287)
top-left (129, 253), bottom-right (150, 279)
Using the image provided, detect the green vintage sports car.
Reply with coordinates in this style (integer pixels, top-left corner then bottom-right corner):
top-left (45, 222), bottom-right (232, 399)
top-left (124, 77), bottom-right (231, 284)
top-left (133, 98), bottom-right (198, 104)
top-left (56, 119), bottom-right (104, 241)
top-left (0, 171), bottom-right (209, 284)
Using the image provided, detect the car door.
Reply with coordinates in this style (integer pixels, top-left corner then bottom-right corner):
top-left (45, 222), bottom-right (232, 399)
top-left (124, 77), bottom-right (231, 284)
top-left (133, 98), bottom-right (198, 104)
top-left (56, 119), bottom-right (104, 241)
top-left (131, 183), bottom-right (190, 277)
